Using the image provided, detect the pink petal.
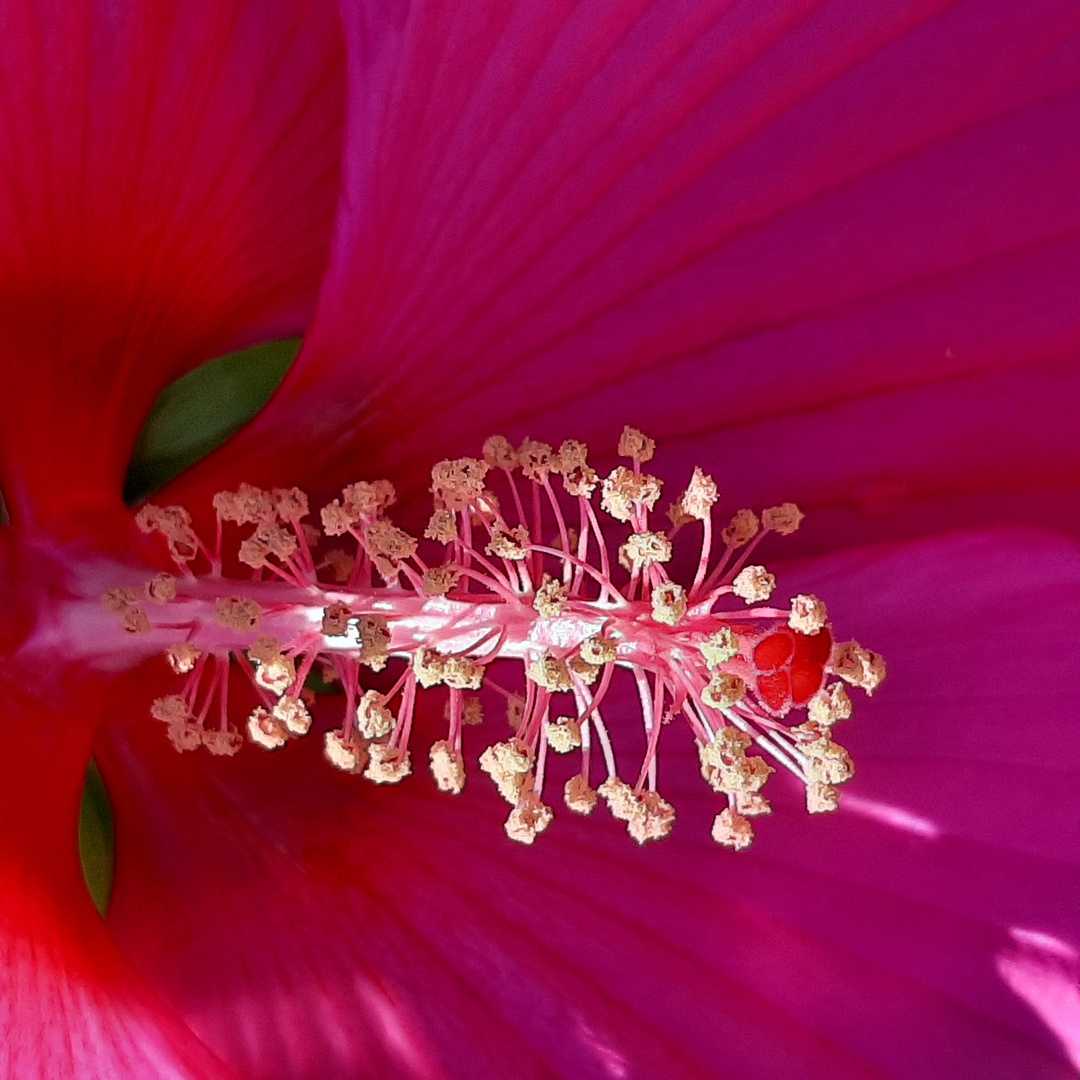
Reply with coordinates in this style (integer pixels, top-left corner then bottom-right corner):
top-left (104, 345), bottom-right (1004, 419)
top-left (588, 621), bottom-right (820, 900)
top-left (0, 0), bottom-right (344, 524)
top-left (99, 528), bottom-right (1080, 1078)
top-left (997, 930), bottom-right (1080, 1071)
top-left (195, 0), bottom-right (1080, 550)
top-left (0, 670), bottom-right (238, 1079)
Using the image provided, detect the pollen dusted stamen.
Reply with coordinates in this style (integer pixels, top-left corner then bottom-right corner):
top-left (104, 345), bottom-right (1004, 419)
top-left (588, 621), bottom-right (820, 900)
top-left (114, 429), bottom-right (885, 851)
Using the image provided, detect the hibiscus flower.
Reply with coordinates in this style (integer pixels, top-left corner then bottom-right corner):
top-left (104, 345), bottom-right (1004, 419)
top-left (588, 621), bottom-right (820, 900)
top-left (2, 2), bottom-right (1079, 1079)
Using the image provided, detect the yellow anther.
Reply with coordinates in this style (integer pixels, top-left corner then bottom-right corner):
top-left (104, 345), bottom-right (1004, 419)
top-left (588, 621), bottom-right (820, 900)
top-left (545, 718), bottom-right (582, 753)
top-left (789, 594), bottom-right (828, 635)
top-left (166, 642), bottom-right (201, 675)
top-left (356, 615), bottom-right (390, 670)
top-left (598, 777), bottom-right (639, 822)
top-left (677, 467), bottom-right (719, 521)
top-left (462, 696), bottom-right (484, 725)
top-left (702, 673), bottom-right (746, 710)
top-left (431, 457), bottom-right (489, 511)
top-left (264, 522), bottom-right (298, 559)
top-left (721, 509), bottom-right (759, 547)
top-left (601, 466), bottom-right (663, 522)
top-left (342, 479), bottom-right (395, 519)
top-left (716, 726), bottom-right (753, 754)
top-left (166, 721), bottom-right (202, 753)
top-left (626, 791), bottom-right (675, 845)
top-left (578, 634), bottom-right (616, 666)
top-left (324, 730), bottom-right (368, 774)
top-left (101, 586), bottom-right (139, 614)
top-left (597, 778), bottom-right (676, 842)
top-left (568, 654), bottom-right (601, 686)
top-left (486, 526), bottom-right (530, 561)
top-left (239, 522), bottom-right (298, 568)
top-left (619, 530), bottom-right (672, 570)
top-left (651, 580), bottom-right (687, 626)
top-left (802, 736), bottom-right (855, 786)
top-left (720, 755), bottom-right (774, 795)
top-left (617, 425), bottom-right (656, 463)
top-left (562, 462), bottom-right (599, 498)
top-left (151, 695), bottom-right (190, 724)
top-left (808, 683), bottom-right (853, 726)
top-left (731, 565), bottom-right (776, 604)
top-left (806, 782), bottom-right (841, 814)
top-left (505, 794), bottom-right (554, 845)
top-left (364, 744), bottom-right (412, 785)
top-left (412, 647), bottom-right (446, 689)
top-left (831, 641), bottom-right (887, 695)
top-left (534, 577), bottom-right (568, 618)
top-left (321, 602), bottom-right (352, 637)
top-left (517, 439), bottom-right (555, 481)
top-left (135, 504), bottom-right (200, 562)
top-left (482, 435), bottom-right (518, 471)
top-left (213, 596), bottom-right (261, 632)
top-left (564, 774), bottom-right (598, 815)
top-left (145, 573), bottom-right (177, 604)
top-left (255, 656), bottom-right (294, 695)
top-left (213, 484), bottom-right (274, 525)
top-left (698, 728), bottom-right (768, 796)
top-left (122, 608), bottom-right (151, 634)
top-left (423, 565), bottom-right (462, 596)
top-left (355, 690), bottom-right (394, 739)
top-left (554, 439), bottom-right (589, 473)
top-left (429, 740), bottom-right (466, 794)
top-left (699, 627), bottom-right (739, 668)
top-left (247, 707), bottom-right (288, 750)
top-left (201, 728), bottom-right (243, 757)
top-left (762, 502), bottom-right (804, 535)
top-left (209, 488), bottom-right (242, 523)
top-left (251, 641), bottom-right (295, 695)
top-left (527, 652), bottom-right (573, 692)
top-left (272, 697), bottom-right (311, 736)
top-left (441, 657), bottom-right (484, 691)
top-left (364, 520), bottom-right (418, 566)
top-left (479, 740), bottom-right (534, 804)
top-left (735, 792), bottom-right (772, 817)
top-left (424, 509), bottom-right (458, 544)
top-left (237, 537), bottom-right (269, 569)
top-left (271, 487), bottom-right (309, 522)
top-left (320, 500), bottom-right (356, 537)
top-left (711, 808), bottom-right (754, 850)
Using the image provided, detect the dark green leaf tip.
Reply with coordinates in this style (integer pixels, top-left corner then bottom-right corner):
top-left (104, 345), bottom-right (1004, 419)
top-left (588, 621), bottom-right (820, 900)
top-left (125, 337), bottom-right (301, 504)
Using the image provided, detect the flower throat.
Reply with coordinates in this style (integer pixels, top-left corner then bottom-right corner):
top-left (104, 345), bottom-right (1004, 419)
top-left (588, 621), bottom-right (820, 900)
top-left (103, 427), bottom-right (885, 849)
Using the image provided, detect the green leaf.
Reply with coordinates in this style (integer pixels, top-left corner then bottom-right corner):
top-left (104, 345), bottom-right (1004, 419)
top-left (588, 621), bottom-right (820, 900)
top-left (79, 760), bottom-right (115, 917)
top-left (124, 337), bottom-right (301, 503)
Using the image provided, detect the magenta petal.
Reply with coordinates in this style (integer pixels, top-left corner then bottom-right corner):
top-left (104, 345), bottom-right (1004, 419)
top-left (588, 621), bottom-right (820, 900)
top-left (998, 931), bottom-right (1080, 1071)
top-left (0, 0), bottom-right (344, 522)
top-left (99, 528), bottom-right (1080, 1079)
top-left (203, 0), bottom-right (1080, 541)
